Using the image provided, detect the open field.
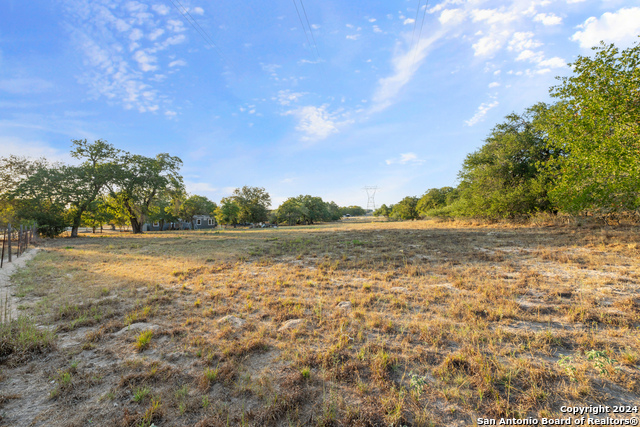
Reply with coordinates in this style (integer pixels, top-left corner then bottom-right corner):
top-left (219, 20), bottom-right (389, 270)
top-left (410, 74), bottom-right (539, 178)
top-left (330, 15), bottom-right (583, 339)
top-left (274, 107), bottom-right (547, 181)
top-left (1, 219), bottom-right (639, 426)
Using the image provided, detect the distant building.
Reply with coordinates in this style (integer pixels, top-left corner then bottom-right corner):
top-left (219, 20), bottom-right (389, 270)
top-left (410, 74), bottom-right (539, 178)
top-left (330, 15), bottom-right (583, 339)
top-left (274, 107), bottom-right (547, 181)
top-left (192, 215), bottom-right (217, 230)
top-left (143, 215), bottom-right (217, 231)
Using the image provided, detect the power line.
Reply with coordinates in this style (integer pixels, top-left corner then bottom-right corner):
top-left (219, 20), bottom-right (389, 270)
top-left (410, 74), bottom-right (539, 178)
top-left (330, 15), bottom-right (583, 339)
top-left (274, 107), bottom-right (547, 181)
top-left (167, 0), bottom-right (237, 73)
top-left (299, 0), bottom-right (321, 59)
top-left (411, 0), bottom-right (430, 70)
top-left (291, 0), bottom-right (320, 63)
top-left (291, 0), bottom-right (312, 50)
top-left (409, 0), bottom-right (422, 55)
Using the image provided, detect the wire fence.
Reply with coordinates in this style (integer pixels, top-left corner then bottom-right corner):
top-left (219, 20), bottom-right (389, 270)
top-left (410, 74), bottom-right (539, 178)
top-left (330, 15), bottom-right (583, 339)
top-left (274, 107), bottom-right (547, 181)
top-left (1, 224), bottom-right (37, 269)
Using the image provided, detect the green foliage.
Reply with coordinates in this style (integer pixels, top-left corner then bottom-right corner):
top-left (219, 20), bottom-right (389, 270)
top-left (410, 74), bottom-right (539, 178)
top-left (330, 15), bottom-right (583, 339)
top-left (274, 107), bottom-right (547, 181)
top-left (180, 195), bottom-right (216, 227)
top-left (275, 195), bottom-right (331, 225)
top-left (391, 196), bottom-right (419, 220)
top-left (544, 41), bottom-right (640, 215)
top-left (340, 205), bottom-right (366, 217)
top-left (231, 186), bottom-right (271, 224)
top-left (456, 103), bottom-right (556, 218)
top-left (215, 197), bottom-right (241, 226)
top-left (107, 153), bottom-right (183, 233)
top-left (373, 204), bottom-right (391, 217)
top-left (0, 315), bottom-right (55, 359)
top-left (417, 187), bottom-right (458, 217)
top-left (81, 197), bottom-right (114, 231)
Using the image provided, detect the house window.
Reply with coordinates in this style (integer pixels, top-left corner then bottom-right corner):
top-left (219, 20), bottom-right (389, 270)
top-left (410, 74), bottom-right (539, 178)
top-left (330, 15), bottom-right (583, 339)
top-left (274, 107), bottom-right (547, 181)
top-left (196, 219), bottom-right (201, 225)
top-left (208, 218), bottom-right (214, 225)
top-left (153, 221), bottom-right (159, 227)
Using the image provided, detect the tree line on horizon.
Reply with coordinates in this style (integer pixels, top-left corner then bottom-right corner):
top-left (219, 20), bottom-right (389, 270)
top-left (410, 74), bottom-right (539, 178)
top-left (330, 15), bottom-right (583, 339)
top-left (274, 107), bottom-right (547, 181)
top-left (0, 142), bottom-right (366, 237)
top-left (375, 41), bottom-right (640, 222)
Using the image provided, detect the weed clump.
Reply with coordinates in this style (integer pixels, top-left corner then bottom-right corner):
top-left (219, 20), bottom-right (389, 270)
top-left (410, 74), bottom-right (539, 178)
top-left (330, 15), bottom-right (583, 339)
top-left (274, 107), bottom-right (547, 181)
top-left (0, 316), bottom-right (55, 361)
top-left (135, 330), bottom-right (153, 351)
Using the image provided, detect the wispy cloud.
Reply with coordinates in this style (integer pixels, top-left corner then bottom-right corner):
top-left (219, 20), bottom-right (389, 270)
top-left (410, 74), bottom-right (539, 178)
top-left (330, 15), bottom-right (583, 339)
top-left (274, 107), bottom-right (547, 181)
top-left (284, 105), bottom-right (354, 142)
top-left (385, 152), bottom-right (425, 165)
top-left (534, 13), bottom-right (562, 26)
top-left (274, 90), bottom-right (306, 106)
top-left (465, 100), bottom-right (499, 126)
top-left (63, 0), bottom-right (192, 115)
top-left (370, 29), bottom-right (445, 113)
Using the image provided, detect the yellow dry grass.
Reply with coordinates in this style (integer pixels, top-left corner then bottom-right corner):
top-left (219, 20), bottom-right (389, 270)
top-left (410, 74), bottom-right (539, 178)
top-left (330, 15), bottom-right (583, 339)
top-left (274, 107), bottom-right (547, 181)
top-left (3, 218), bottom-right (639, 426)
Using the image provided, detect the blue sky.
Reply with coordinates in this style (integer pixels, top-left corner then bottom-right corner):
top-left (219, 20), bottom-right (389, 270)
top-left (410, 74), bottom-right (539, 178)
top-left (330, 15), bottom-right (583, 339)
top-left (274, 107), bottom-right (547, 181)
top-left (1, 0), bottom-right (639, 208)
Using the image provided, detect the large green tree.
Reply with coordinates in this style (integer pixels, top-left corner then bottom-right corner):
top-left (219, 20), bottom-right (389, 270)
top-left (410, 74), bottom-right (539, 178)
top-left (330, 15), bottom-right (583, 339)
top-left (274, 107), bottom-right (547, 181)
top-left (231, 186), bottom-right (271, 224)
top-left (0, 156), bottom-right (51, 226)
top-left (457, 103), bottom-right (556, 218)
top-left (544, 41), bottom-right (640, 215)
top-left (391, 196), bottom-right (419, 220)
top-left (10, 164), bottom-right (69, 237)
top-left (65, 139), bottom-right (120, 237)
top-left (107, 153), bottom-right (183, 234)
top-left (417, 187), bottom-right (458, 217)
top-left (180, 195), bottom-right (217, 228)
top-left (215, 197), bottom-right (240, 227)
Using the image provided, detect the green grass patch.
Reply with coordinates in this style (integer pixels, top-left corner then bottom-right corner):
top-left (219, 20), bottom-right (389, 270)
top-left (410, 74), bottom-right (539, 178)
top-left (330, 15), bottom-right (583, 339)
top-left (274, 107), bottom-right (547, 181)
top-left (0, 316), bottom-right (55, 361)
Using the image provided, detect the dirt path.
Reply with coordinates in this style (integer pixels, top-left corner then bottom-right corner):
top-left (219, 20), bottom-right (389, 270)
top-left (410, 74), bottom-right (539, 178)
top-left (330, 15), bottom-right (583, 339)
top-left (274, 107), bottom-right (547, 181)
top-left (0, 248), bottom-right (39, 321)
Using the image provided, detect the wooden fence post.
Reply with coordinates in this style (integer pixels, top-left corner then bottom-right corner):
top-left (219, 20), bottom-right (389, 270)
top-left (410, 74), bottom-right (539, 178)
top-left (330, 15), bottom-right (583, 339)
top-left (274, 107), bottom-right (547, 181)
top-left (7, 224), bottom-right (11, 263)
top-left (1, 229), bottom-right (5, 268)
top-left (18, 225), bottom-right (23, 257)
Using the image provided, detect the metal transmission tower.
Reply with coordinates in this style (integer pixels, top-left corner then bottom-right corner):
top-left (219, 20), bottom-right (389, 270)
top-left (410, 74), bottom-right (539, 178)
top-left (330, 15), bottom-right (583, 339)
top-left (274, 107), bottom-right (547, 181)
top-left (364, 186), bottom-right (378, 212)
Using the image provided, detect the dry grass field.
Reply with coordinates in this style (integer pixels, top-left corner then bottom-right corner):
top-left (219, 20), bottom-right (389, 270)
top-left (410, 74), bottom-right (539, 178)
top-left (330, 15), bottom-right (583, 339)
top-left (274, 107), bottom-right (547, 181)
top-left (1, 219), bottom-right (639, 426)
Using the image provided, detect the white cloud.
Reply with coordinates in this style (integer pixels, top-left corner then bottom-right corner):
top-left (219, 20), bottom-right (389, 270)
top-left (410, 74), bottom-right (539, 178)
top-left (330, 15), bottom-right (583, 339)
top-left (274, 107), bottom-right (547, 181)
top-left (148, 28), bottom-right (165, 41)
top-left (168, 59), bottom-right (187, 67)
top-left (538, 56), bottom-right (566, 68)
top-left (473, 35), bottom-right (507, 57)
top-left (192, 7), bottom-right (204, 16)
top-left (64, 0), bottom-right (189, 116)
top-left (261, 63), bottom-right (281, 76)
top-left (185, 181), bottom-right (217, 193)
top-left (385, 152), bottom-right (425, 165)
top-left (403, 18), bottom-right (415, 25)
top-left (534, 13), bottom-right (562, 26)
top-left (167, 19), bottom-right (187, 32)
top-left (346, 34), bottom-right (361, 40)
top-left (571, 8), bottom-right (640, 49)
top-left (133, 50), bottom-right (158, 72)
top-left (370, 29), bottom-right (445, 112)
top-left (274, 90), bottom-right (306, 106)
top-left (373, 25), bottom-right (382, 33)
top-left (515, 49), bottom-right (544, 62)
top-left (508, 32), bottom-right (542, 52)
top-left (471, 9), bottom-right (518, 25)
top-left (439, 9), bottom-right (466, 26)
top-left (465, 100), bottom-right (499, 126)
top-left (488, 82), bottom-right (500, 88)
top-left (129, 28), bottom-right (144, 41)
top-left (368, 18), bottom-right (376, 23)
top-left (151, 4), bottom-right (170, 15)
top-left (284, 105), bottom-right (347, 141)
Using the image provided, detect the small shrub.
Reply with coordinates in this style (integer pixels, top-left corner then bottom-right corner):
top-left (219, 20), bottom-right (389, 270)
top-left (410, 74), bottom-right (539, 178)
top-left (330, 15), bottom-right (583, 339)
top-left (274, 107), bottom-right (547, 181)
top-left (136, 330), bottom-right (153, 351)
top-left (133, 386), bottom-right (151, 403)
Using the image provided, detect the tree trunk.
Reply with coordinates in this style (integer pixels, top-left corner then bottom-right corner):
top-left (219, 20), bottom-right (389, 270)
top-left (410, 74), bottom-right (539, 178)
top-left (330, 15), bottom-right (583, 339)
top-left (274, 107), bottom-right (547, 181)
top-left (130, 217), bottom-right (143, 234)
top-left (70, 215), bottom-right (82, 238)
